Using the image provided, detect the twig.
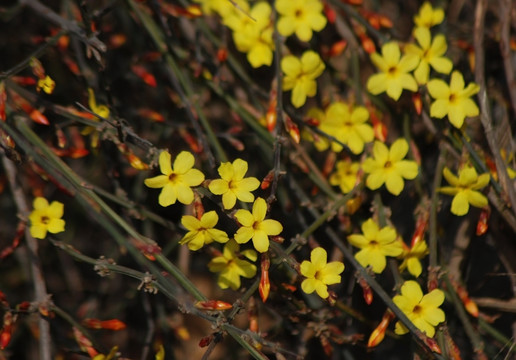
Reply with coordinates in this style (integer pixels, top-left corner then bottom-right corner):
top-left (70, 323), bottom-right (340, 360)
top-left (473, 0), bottom-right (516, 218)
top-left (1, 154), bottom-right (52, 360)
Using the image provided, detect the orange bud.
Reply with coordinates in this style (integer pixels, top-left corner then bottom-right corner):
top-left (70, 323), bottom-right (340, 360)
top-left (358, 277), bottom-right (373, 305)
top-left (285, 116), bottom-right (300, 144)
top-left (16, 301), bottom-right (31, 311)
top-left (323, 2), bottom-right (337, 24)
top-left (259, 254), bottom-right (271, 302)
top-left (30, 57), bottom-right (45, 79)
top-left (217, 48), bottom-right (228, 63)
top-left (179, 128), bottom-right (202, 153)
top-left (194, 300), bottom-right (233, 311)
top-left (73, 327), bottom-right (99, 358)
top-left (412, 92), bottom-right (423, 115)
top-left (175, 326), bottom-right (190, 340)
top-left (62, 55), bottom-right (80, 75)
top-left (281, 283), bottom-right (296, 292)
top-left (0, 312), bottom-right (14, 350)
top-left (83, 318), bottom-right (127, 331)
top-left (261, 170), bottom-right (274, 190)
top-left (199, 334), bottom-right (213, 347)
top-left (369, 111), bottom-right (387, 141)
top-left (131, 64), bottom-right (157, 87)
top-left (109, 33), bottom-right (127, 48)
top-left (422, 335), bottom-right (442, 354)
top-left (346, 196), bottom-right (362, 215)
top-left (137, 108), bottom-right (165, 122)
top-left (411, 212), bottom-right (428, 248)
top-left (484, 155), bottom-right (497, 181)
top-left (29, 109), bottom-right (50, 125)
top-left (11, 76), bottom-right (37, 86)
top-left (329, 40), bottom-right (347, 57)
top-left (127, 153), bottom-right (149, 170)
top-left (360, 34), bottom-right (376, 54)
top-left (266, 98), bottom-right (277, 132)
top-left (476, 209), bottom-right (490, 236)
top-left (452, 280), bottom-right (478, 318)
top-left (367, 311), bottom-right (394, 348)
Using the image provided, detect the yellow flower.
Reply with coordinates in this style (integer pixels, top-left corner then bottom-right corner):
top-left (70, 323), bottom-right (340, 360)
top-left (37, 75), bottom-right (56, 94)
top-left (404, 27), bottom-right (453, 85)
top-left (362, 139), bottom-right (419, 196)
top-left (208, 158), bottom-right (260, 210)
top-left (29, 197), bottom-right (66, 239)
top-left (393, 280), bottom-right (445, 337)
top-left (300, 247), bottom-right (344, 299)
top-left (329, 159), bottom-right (360, 194)
top-left (427, 70), bottom-right (480, 128)
top-left (194, 0), bottom-right (248, 17)
top-left (88, 88), bottom-right (110, 118)
top-left (367, 42), bottom-right (419, 100)
top-left (180, 211), bottom-right (229, 250)
top-left (208, 240), bottom-right (257, 290)
top-left (398, 241), bottom-right (429, 278)
top-left (414, 2), bottom-right (444, 28)
top-left (276, 0), bottom-right (327, 42)
top-left (224, 2), bottom-right (274, 68)
top-left (347, 218), bottom-right (403, 273)
top-left (282, 51), bottom-right (325, 108)
top-left (144, 151), bottom-right (205, 206)
top-left (234, 197), bottom-right (283, 253)
top-left (314, 102), bottom-right (374, 154)
top-left (438, 166), bottom-right (490, 216)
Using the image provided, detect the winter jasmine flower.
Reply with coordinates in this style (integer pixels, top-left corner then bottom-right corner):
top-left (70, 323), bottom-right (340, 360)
top-left (300, 247), bottom-right (344, 299)
top-left (329, 159), bottom-right (360, 194)
top-left (208, 240), bottom-right (257, 290)
top-left (180, 211), bottom-right (229, 250)
top-left (276, 0), bottom-right (327, 42)
top-left (414, 2), bottom-right (445, 29)
top-left (29, 197), bottom-right (65, 239)
top-left (398, 241), bottom-right (429, 278)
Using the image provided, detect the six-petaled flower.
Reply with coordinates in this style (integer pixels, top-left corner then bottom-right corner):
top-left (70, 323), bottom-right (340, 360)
top-left (144, 150), bottom-right (205, 206)
top-left (414, 2), bottom-right (445, 28)
top-left (282, 51), bottom-right (325, 108)
top-left (398, 240), bottom-right (429, 278)
top-left (300, 247), bottom-right (344, 299)
top-left (180, 211), bottom-right (229, 251)
top-left (29, 197), bottom-right (66, 239)
top-left (393, 280), bottom-right (446, 337)
top-left (276, 0), bottom-right (327, 42)
top-left (438, 165), bottom-right (490, 216)
top-left (329, 159), bottom-right (361, 194)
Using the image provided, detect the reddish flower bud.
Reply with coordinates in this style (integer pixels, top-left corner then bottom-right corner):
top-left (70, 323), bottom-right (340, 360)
top-left (194, 300), bottom-right (233, 311)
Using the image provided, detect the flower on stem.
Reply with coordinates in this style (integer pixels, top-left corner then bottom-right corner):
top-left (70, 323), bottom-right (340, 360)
top-left (347, 218), bottom-right (403, 273)
top-left (393, 280), bottom-right (445, 338)
top-left (37, 75), bottom-right (56, 94)
top-left (208, 158), bottom-right (260, 209)
top-left (427, 70), bottom-right (480, 128)
top-left (144, 151), bottom-right (205, 206)
top-left (234, 197), bottom-right (283, 253)
top-left (438, 165), bottom-right (490, 216)
top-left (224, 2), bottom-right (274, 68)
top-left (404, 27), bottom-right (453, 85)
top-left (180, 211), bottom-right (229, 251)
top-left (398, 240), bottom-right (429, 278)
top-left (329, 159), bottom-right (360, 194)
top-left (362, 139), bottom-right (419, 196)
top-left (366, 42), bottom-right (419, 100)
top-left (29, 197), bottom-right (65, 239)
top-left (282, 51), bottom-right (325, 108)
top-left (414, 2), bottom-right (444, 29)
top-left (276, 0), bottom-right (327, 42)
top-left (300, 247), bottom-right (344, 299)
top-left (312, 102), bottom-right (374, 154)
top-left (208, 240), bottom-right (257, 290)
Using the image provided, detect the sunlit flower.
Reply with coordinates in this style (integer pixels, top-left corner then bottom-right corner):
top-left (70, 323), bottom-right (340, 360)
top-left (276, 0), bottom-right (327, 42)
top-left (329, 159), bottom-right (360, 194)
top-left (427, 70), bottom-right (480, 128)
top-left (367, 42), bottom-right (419, 100)
top-left (404, 27), bottom-right (453, 84)
top-left (180, 211), bottom-right (229, 250)
top-left (208, 240), bottom-right (257, 290)
top-left (414, 2), bottom-right (444, 28)
top-left (37, 75), bottom-right (56, 94)
top-left (194, 0), bottom-right (247, 17)
top-left (224, 2), bottom-right (274, 68)
top-left (438, 165), bottom-right (490, 216)
top-left (314, 102), bottom-right (374, 154)
top-left (362, 139), bottom-right (419, 195)
top-left (144, 151), bottom-right (205, 206)
top-left (282, 51), bottom-right (325, 108)
top-left (300, 247), bottom-right (344, 299)
top-left (234, 197), bottom-right (283, 253)
top-left (29, 197), bottom-right (65, 239)
top-left (398, 241), bottom-right (429, 278)
top-left (208, 158), bottom-right (260, 209)
top-left (393, 280), bottom-right (445, 337)
top-left (347, 218), bottom-right (403, 273)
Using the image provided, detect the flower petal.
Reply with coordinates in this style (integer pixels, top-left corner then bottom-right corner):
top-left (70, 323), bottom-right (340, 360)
top-left (173, 151), bottom-right (195, 174)
top-left (158, 151), bottom-right (172, 175)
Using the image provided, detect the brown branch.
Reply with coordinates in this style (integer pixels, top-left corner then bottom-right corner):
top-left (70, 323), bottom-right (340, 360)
top-left (1, 154), bottom-right (52, 360)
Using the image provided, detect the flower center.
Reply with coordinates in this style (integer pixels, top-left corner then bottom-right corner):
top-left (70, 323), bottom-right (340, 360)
top-left (387, 66), bottom-right (397, 76)
top-left (314, 270), bottom-right (323, 281)
top-left (168, 173), bottom-right (178, 182)
top-left (413, 305), bottom-right (422, 315)
top-left (295, 8), bottom-right (304, 19)
top-left (449, 93), bottom-right (457, 103)
top-left (252, 221), bottom-right (260, 230)
top-left (384, 160), bottom-right (392, 168)
top-left (41, 216), bottom-right (50, 224)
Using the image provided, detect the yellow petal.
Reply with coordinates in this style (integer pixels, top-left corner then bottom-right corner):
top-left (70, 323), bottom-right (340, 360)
top-left (252, 197), bottom-right (267, 221)
top-left (209, 179), bottom-right (229, 195)
top-left (252, 230), bottom-right (270, 252)
top-left (33, 197), bottom-right (49, 210)
top-left (200, 211), bottom-right (218, 228)
top-left (260, 219), bottom-right (283, 236)
top-left (234, 209), bottom-right (254, 227)
top-left (310, 247), bottom-right (327, 268)
top-left (451, 192), bottom-right (469, 215)
top-left (181, 215), bottom-right (200, 231)
top-left (159, 151), bottom-right (172, 175)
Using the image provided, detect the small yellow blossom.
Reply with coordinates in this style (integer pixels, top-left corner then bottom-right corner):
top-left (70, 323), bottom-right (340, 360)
top-left (37, 75), bottom-right (56, 94)
top-left (398, 241), bottom-right (429, 278)
top-left (194, 0), bottom-right (247, 17)
top-left (276, 0), bottom-right (327, 42)
top-left (88, 88), bottom-right (110, 118)
top-left (29, 197), bottom-right (65, 239)
top-left (313, 102), bottom-right (374, 154)
top-left (393, 280), bottom-right (446, 337)
top-left (224, 2), bottom-right (274, 68)
top-left (208, 158), bottom-right (260, 209)
top-left (438, 165), bottom-right (490, 216)
top-left (234, 197), bottom-right (283, 253)
top-left (414, 2), bottom-right (445, 28)
top-left (427, 70), bottom-right (480, 128)
top-left (404, 27), bottom-right (453, 84)
top-left (329, 159), bottom-right (360, 194)
top-left (347, 219), bottom-right (403, 273)
top-left (300, 247), bottom-right (344, 299)
top-left (282, 51), bottom-right (325, 108)
top-left (362, 139), bottom-right (419, 196)
top-left (144, 151), bottom-right (205, 207)
top-left (180, 211), bottom-right (229, 250)
top-left (367, 42), bottom-right (419, 100)
top-left (208, 240), bottom-right (257, 290)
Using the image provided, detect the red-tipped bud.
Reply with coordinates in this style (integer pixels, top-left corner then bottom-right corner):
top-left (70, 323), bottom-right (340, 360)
top-left (194, 300), bottom-right (233, 311)
top-left (259, 254), bottom-right (271, 302)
